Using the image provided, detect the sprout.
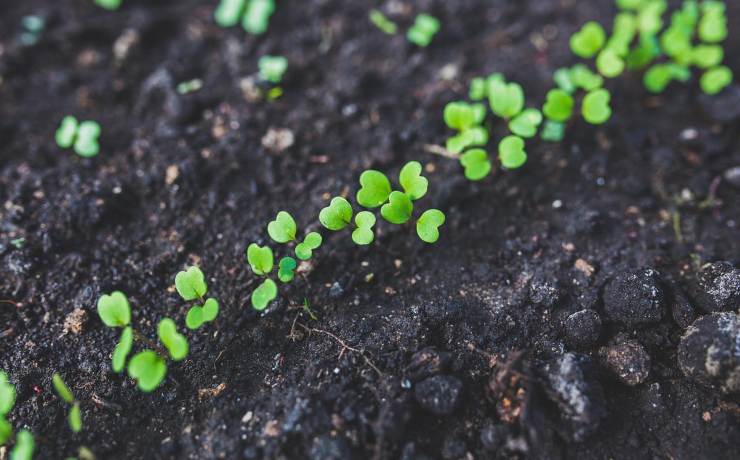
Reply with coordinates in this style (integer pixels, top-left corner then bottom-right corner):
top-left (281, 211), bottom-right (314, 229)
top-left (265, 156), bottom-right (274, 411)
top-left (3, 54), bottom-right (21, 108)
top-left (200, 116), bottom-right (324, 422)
top-left (258, 55), bottom-right (288, 84)
top-left (508, 108), bottom-right (543, 138)
top-left (488, 79), bottom-right (524, 119)
top-left (352, 211), bottom-right (376, 245)
top-left (127, 351), bottom-right (167, 392)
top-left (267, 211), bottom-right (297, 243)
top-left (570, 21), bottom-right (606, 58)
top-left (698, 2), bottom-right (727, 43)
top-left (11, 430), bottom-right (35, 460)
top-left (570, 64), bottom-right (604, 91)
top-left (69, 403), bottom-right (82, 434)
top-left (407, 13), bottom-right (440, 47)
top-left (498, 136), bottom-right (527, 170)
top-left (95, 0), bottom-right (122, 10)
top-left (543, 89), bottom-right (574, 122)
top-left (691, 45), bottom-right (723, 69)
top-left (380, 191), bottom-right (413, 224)
top-left (554, 68), bottom-right (576, 93)
top-left (356, 171), bottom-right (392, 208)
top-left (459, 149), bottom-right (491, 181)
top-left (596, 49), bottom-right (625, 77)
top-left (251, 279), bottom-right (277, 311)
top-left (97, 291), bottom-right (131, 328)
top-left (643, 63), bottom-right (689, 93)
top-left (55, 116), bottom-right (101, 158)
top-left (112, 327), bottom-right (133, 372)
top-left (215, 0), bottom-right (247, 27)
top-left (278, 257), bottom-right (297, 282)
top-left (540, 121), bottom-right (566, 142)
top-left (444, 102), bottom-right (486, 130)
top-left (0, 371), bottom-right (16, 417)
top-left (52, 373), bottom-right (82, 433)
top-left (247, 243), bottom-right (274, 275)
top-left (185, 299), bottom-right (219, 330)
top-left (469, 77), bottom-right (487, 100)
top-left (214, 0), bottom-right (275, 34)
top-left (701, 66), bottom-right (732, 95)
top-left (416, 209), bottom-right (445, 243)
top-left (175, 266), bottom-right (207, 301)
top-left (319, 197), bottom-right (353, 230)
top-left (399, 161), bottom-right (428, 200)
top-left (369, 9), bottom-right (397, 35)
top-left (157, 319), bottom-right (189, 361)
top-left (295, 232), bottom-right (322, 260)
top-left (581, 89), bottom-right (612, 125)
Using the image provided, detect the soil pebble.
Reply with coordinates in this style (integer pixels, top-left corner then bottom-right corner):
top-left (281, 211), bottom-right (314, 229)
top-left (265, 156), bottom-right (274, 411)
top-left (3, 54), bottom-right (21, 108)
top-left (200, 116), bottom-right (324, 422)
top-left (602, 268), bottom-right (666, 326)
top-left (414, 375), bottom-right (463, 415)
top-left (599, 336), bottom-right (651, 386)
top-left (404, 347), bottom-right (452, 382)
top-left (543, 353), bottom-right (607, 441)
top-left (671, 286), bottom-right (697, 329)
top-left (688, 262), bottom-right (740, 313)
top-left (678, 312), bottom-right (740, 395)
top-left (564, 309), bottom-right (603, 350)
top-left (724, 166), bottom-right (740, 189)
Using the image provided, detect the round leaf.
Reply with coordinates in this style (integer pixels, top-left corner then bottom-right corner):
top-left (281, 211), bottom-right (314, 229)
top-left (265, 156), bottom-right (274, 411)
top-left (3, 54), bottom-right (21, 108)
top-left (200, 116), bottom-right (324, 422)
top-left (11, 429), bottom-right (35, 460)
top-left (278, 257), bottom-right (297, 283)
top-left (247, 243), bottom-right (274, 276)
top-left (73, 121), bottom-right (101, 158)
top-left (295, 232), bottom-right (322, 260)
top-left (352, 211), bottom-right (376, 245)
top-left (356, 170), bottom-right (391, 208)
top-left (202, 298), bottom-right (219, 322)
top-left (267, 211), bottom-right (297, 243)
top-left (380, 191), bottom-right (413, 225)
top-left (185, 306), bottom-right (204, 330)
top-left (112, 326), bottom-right (133, 372)
top-left (55, 116), bottom-right (78, 149)
top-left (582, 89), bottom-right (612, 125)
top-left (97, 291), bottom-right (131, 328)
top-left (399, 161), bottom-right (428, 200)
top-left (416, 209), bottom-right (445, 243)
top-left (214, 0), bottom-right (247, 27)
top-left (127, 350), bottom-right (167, 392)
top-left (0, 372), bottom-right (16, 416)
top-left (543, 89), bottom-right (574, 122)
top-left (157, 318), bottom-right (189, 361)
top-left (508, 108), bottom-right (543, 138)
top-left (488, 79), bottom-right (525, 119)
top-left (459, 149), bottom-right (491, 181)
top-left (498, 136), bottom-right (527, 170)
top-left (570, 21), bottom-right (606, 58)
top-left (701, 66), bottom-right (733, 95)
top-left (251, 279), bottom-right (278, 311)
top-left (596, 49), bottom-right (625, 78)
top-left (319, 197), bottom-right (353, 230)
top-left (175, 266), bottom-right (207, 301)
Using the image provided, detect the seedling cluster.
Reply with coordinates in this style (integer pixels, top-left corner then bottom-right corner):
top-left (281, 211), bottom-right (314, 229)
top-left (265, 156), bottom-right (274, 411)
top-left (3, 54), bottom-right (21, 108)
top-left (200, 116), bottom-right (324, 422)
top-left (246, 161), bottom-right (445, 311)
top-left (0, 372), bottom-right (35, 460)
top-left (97, 266), bottom-right (218, 392)
top-left (215, 0), bottom-right (275, 35)
top-left (52, 374), bottom-right (82, 434)
top-left (368, 10), bottom-right (440, 47)
top-left (55, 116), bottom-right (101, 158)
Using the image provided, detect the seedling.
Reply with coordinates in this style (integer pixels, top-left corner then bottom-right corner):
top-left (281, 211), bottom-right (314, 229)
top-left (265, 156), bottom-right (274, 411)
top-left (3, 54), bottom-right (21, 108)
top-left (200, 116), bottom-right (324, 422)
top-left (214, 0), bottom-right (275, 35)
top-left (252, 279), bottom-right (277, 311)
top-left (1, 372), bottom-right (35, 460)
top-left (443, 101), bottom-right (488, 154)
top-left (52, 373), bottom-right (82, 434)
top-left (247, 243), bottom-right (274, 275)
top-left (701, 65), bottom-right (732, 95)
top-left (55, 116), bottom-right (101, 158)
top-left (258, 55), bottom-right (288, 84)
top-left (176, 79), bottom-right (203, 94)
top-left (369, 9), bottom-right (397, 35)
top-left (407, 14), bottom-right (440, 47)
top-left (268, 211), bottom-right (297, 243)
top-left (157, 319), bottom-right (189, 361)
top-left (582, 89), bottom-right (612, 124)
top-left (498, 136), bottom-right (527, 170)
top-left (278, 257), bottom-right (297, 282)
top-left (95, 0), bottom-right (122, 10)
top-left (488, 78), bottom-right (525, 119)
top-left (295, 232), bottom-right (322, 260)
top-left (11, 430), bottom-right (35, 460)
top-left (416, 209), bottom-right (445, 243)
top-left (319, 197), bottom-right (353, 230)
top-left (540, 121), bottom-right (566, 142)
top-left (381, 191), bottom-right (413, 224)
top-left (176, 266), bottom-right (220, 330)
top-left (127, 351), bottom-right (167, 392)
top-left (352, 211), bottom-right (376, 245)
top-left (509, 109), bottom-right (543, 138)
top-left (570, 21), bottom-right (606, 58)
top-left (543, 89), bottom-right (574, 122)
top-left (459, 149), bottom-right (491, 181)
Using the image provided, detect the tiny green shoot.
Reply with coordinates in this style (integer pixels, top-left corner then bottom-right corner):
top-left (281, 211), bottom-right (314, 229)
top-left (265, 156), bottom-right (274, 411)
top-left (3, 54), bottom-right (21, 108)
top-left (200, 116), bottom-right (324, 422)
top-left (407, 14), bottom-right (440, 47)
top-left (55, 116), bottom-right (101, 158)
top-left (247, 244), bottom-right (274, 275)
top-left (258, 55), bottom-right (288, 84)
top-left (581, 89), bottom-right (612, 124)
top-left (175, 266), bottom-right (207, 301)
top-left (369, 9), bottom-right (397, 35)
top-left (112, 327), bottom-right (133, 372)
top-left (380, 191), bottom-right (413, 224)
top-left (243, 0), bottom-right (275, 35)
top-left (570, 21), bottom-right (606, 58)
top-left (295, 232), bottom-right (322, 260)
top-left (488, 79), bottom-right (525, 119)
top-left (543, 89), bottom-right (574, 122)
top-left (701, 65), bottom-right (733, 95)
top-left (319, 197), bottom-right (353, 231)
top-left (509, 108), bottom-right (543, 138)
top-left (356, 171), bottom-right (392, 208)
top-left (95, 0), bottom-right (122, 10)
top-left (97, 291), bottom-right (131, 328)
top-left (416, 209), bottom-right (445, 244)
top-left (52, 373), bottom-right (82, 433)
top-left (127, 351), bottom-right (167, 392)
top-left (399, 161), bottom-right (428, 200)
top-left (157, 319), bottom-right (189, 361)
top-left (11, 430), bottom-right (35, 460)
top-left (267, 211), bottom-right (297, 243)
top-left (252, 279), bottom-right (277, 311)
top-left (278, 257), bottom-right (297, 283)
top-left (498, 136), bottom-right (527, 170)
top-left (352, 211), bottom-right (376, 245)
top-left (459, 149), bottom-right (491, 181)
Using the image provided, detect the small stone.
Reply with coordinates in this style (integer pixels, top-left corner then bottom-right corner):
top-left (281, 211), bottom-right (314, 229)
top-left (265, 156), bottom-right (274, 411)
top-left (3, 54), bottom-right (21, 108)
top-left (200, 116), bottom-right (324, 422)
top-left (678, 312), bottom-right (740, 395)
top-left (599, 337), bottom-right (651, 386)
top-left (689, 262), bottom-right (740, 313)
top-left (414, 375), bottom-right (462, 415)
top-left (724, 166), bottom-right (740, 188)
top-left (603, 268), bottom-right (666, 326)
top-left (529, 273), bottom-right (562, 307)
top-left (564, 310), bottom-right (602, 350)
top-left (404, 347), bottom-right (451, 382)
top-left (671, 286), bottom-right (697, 329)
top-left (261, 128), bottom-right (295, 153)
top-left (328, 282), bottom-right (344, 298)
top-left (63, 308), bottom-right (88, 335)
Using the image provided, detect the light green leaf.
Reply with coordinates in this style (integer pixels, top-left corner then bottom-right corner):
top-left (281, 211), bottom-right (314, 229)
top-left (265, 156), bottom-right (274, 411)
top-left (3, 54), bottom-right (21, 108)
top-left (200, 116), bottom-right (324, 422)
top-left (55, 116), bottom-right (78, 149)
top-left (498, 136), bottom-right (527, 170)
top-left (0, 371), bottom-right (16, 416)
top-left (489, 79), bottom-right (524, 119)
top-left (278, 257), bottom-right (297, 283)
top-left (267, 211), bottom-right (297, 243)
top-left (175, 266), bottom-right (207, 301)
top-left (352, 211), bottom-right (376, 245)
top-left (582, 89), bottom-right (612, 125)
top-left (242, 0), bottom-right (275, 35)
top-left (95, 0), bottom-right (122, 10)
top-left (251, 279), bottom-right (278, 311)
top-left (10, 429), bottom-right (35, 460)
top-left (701, 66), bottom-right (733, 95)
top-left (157, 318), bottom-right (189, 361)
top-left (97, 291), bottom-right (131, 328)
top-left (127, 350), bottom-right (167, 392)
top-left (52, 373), bottom-right (74, 404)
top-left (214, 0), bottom-right (247, 27)
top-left (459, 149), bottom-right (491, 181)
top-left (295, 232), bottom-right (322, 260)
top-left (247, 243), bottom-right (274, 275)
top-left (380, 191), bottom-right (413, 225)
top-left (570, 21), bottom-right (606, 58)
top-left (319, 197), bottom-right (353, 230)
top-left (407, 13), bottom-right (440, 47)
top-left (185, 306), bottom-right (204, 330)
top-left (73, 121), bottom-right (101, 158)
top-left (541, 121), bottom-right (566, 142)
top-left (356, 170), bottom-right (391, 208)
top-left (69, 402), bottom-right (82, 433)
top-left (542, 89), bottom-right (574, 122)
top-left (596, 49), bottom-right (625, 78)
top-left (416, 209), bottom-right (445, 244)
top-left (0, 417), bottom-right (11, 444)
top-left (508, 108), bottom-right (543, 138)
top-left (112, 326), bottom-right (133, 372)
top-left (369, 9), bottom-right (398, 35)
top-left (202, 298), bottom-right (219, 322)
top-left (258, 55), bottom-right (288, 84)
top-left (399, 161), bottom-right (428, 200)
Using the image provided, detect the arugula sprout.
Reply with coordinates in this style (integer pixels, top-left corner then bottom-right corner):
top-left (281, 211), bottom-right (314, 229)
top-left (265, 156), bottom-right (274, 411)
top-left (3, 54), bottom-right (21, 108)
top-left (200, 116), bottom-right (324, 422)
top-left (570, 21), bottom-right (606, 58)
top-left (407, 13), bottom-right (440, 47)
top-left (112, 327), bottom-right (133, 372)
top-left (127, 351), bottom-right (166, 392)
top-left (543, 89), bottom-right (574, 122)
top-left (443, 102), bottom-right (488, 153)
top-left (55, 116), bottom-right (101, 158)
top-left (258, 55), bottom-right (288, 84)
top-left (95, 0), bottom-right (122, 10)
top-left (701, 65), bottom-right (732, 95)
top-left (1, 373), bottom-right (35, 459)
top-left (381, 191), bottom-right (413, 224)
top-left (498, 136), bottom-right (527, 170)
top-left (540, 121), bottom-right (566, 142)
top-left (52, 373), bottom-right (82, 433)
top-left (357, 171), bottom-right (392, 208)
top-left (509, 108), bottom-right (543, 138)
top-left (278, 257), bottom-right (297, 282)
top-left (157, 319), bottom-right (189, 361)
top-left (488, 78), bottom-right (525, 119)
top-left (399, 161), bottom-right (429, 200)
top-left (596, 49), bottom-right (625, 77)
top-left (185, 299), bottom-right (219, 330)
top-left (369, 9), bottom-right (397, 35)
top-left (247, 244), bottom-right (274, 275)
top-left (416, 209), bottom-right (445, 243)
top-left (698, 1), bottom-right (727, 43)
top-left (582, 89), bottom-right (612, 124)
top-left (267, 211), bottom-right (297, 243)
top-left (459, 149), bottom-right (491, 181)
top-left (11, 430), bottom-right (35, 460)
top-left (175, 266), bottom-right (219, 330)
top-left (97, 291), bottom-right (131, 328)
top-left (215, 0), bottom-right (247, 27)
top-left (251, 279), bottom-right (277, 311)
top-left (295, 232), bottom-right (322, 260)
top-left (319, 197), bottom-right (353, 230)
top-left (215, 0), bottom-right (275, 34)
top-left (352, 211), bottom-right (376, 245)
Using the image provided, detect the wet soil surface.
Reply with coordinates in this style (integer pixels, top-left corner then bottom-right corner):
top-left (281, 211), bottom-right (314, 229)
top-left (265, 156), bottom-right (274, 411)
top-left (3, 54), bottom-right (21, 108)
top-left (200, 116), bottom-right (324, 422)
top-left (1, 0), bottom-right (739, 459)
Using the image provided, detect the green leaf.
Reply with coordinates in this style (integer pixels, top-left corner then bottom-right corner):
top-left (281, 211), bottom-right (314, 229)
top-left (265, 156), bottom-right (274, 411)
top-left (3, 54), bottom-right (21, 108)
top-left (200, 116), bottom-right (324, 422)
top-left (407, 13), bottom-right (440, 47)
top-left (554, 68), bottom-right (576, 93)
top-left (399, 161), bottom-right (428, 200)
top-left (446, 127), bottom-right (488, 154)
top-left (469, 77), bottom-right (487, 100)
top-left (352, 211), bottom-right (376, 245)
top-left (0, 371), bottom-right (16, 416)
top-left (698, 8), bottom-right (727, 43)
top-left (356, 170), bottom-right (391, 208)
top-left (97, 291), bottom-right (131, 328)
top-left (0, 417), bottom-right (11, 444)
top-left (55, 116), bottom-right (78, 149)
top-left (570, 21), bottom-right (606, 58)
top-left (691, 45), bottom-right (723, 69)
top-left (242, 0), bottom-right (275, 35)
top-left (543, 89), bottom-right (574, 122)
top-left (644, 64), bottom-right (673, 93)
top-left (626, 35), bottom-right (660, 70)
top-left (258, 55), bottom-right (288, 84)
top-left (369, 9), bottom-right (398, 35)
top-left (52, 373), bottom-right (74, 404)
top-left (380, 191), bottom-right (413, 225)
top-left (247, 243), bottom-right (274, 275)
top-left (267, 211), bottom-right (297, 243)
top-left (175, 266), bottom-right (207, 301)
top-left (112, 326), bottom-right (133, 372)
top-left (582, 89), bottom-right (612, 125)
top-left (73, 121), bottom-right (101, 158)
top-left (443, 102), bottom-right (485, 130)
top-left (295, 232), bottom-right (322, 260)
top-left (508, 108), bottom-right (543, 138)
top-left (498, 136), bottom-right (527, 170)
top-left (319, 197), bottom-right (353, 230)
top-left (541, 121), bottom-right (566, 142)
top-left (596, 49), bottom-right (625, 78)
top-left (251, 279), bottom-right (278, 311)
top-left (488, 79), bottom-right (524, 119)
top-left (701, 66), bottom-right (733, 95)
top-left (570, 64), bottom-right (604, 90)
top-left (278, 257), bottom-right (297, 283)
top-left (459, 149), bottom-right (491, 181)
top-left (202, 298), bottom-right (219, 322)
top-left (127, 350), bottom-right (167, 392)
top-left (416, 209), bottom-right (445, 244)
top-left (157, 318), bottom-right (189, 361)
top-left (95, 0), bottom-right (122, 10)
top-left (10, 429), bottom-right (35, 460)
top-left (68, 402), bottom-right (82, 433)
top-left (214, 0), bottom-right (247, 27)
top-left (185, 306), bottom-right (204, 330)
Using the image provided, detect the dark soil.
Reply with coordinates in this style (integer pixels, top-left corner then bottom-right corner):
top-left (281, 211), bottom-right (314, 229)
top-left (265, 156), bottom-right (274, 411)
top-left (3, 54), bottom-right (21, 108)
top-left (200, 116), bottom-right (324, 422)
top-left (1, 0), bottom-right (739, 459)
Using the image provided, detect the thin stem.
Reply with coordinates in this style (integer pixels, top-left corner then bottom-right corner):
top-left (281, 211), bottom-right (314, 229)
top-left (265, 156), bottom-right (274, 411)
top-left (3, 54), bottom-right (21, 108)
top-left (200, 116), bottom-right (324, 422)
top-left (131, 329), bottom-right (168, 358)
top-left (296, 322), bottom-right (383, 376)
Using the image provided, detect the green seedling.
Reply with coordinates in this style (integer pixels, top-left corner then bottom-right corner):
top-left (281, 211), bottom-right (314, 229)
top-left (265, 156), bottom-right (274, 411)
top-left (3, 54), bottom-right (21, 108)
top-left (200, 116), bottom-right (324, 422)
top-left (570, 21), bottom-right (606, 58)
top-left (407, 13), bottom-right (440, 47)
top-left (247, 243), bottom-right (274, 275)
top-left (20, 15), bottom-right (45, 46)
top-left (52, 373), bottom-right (82, 433)
top-left (369, 9), bottom-right (397, 34)
top-left (185, 299), bottom-right (219, 330)
top-left (95, 0), bottom-right (122, 10)
top-left (352, 211), bottom-right (376, 245)
top-left (498, 136), bottom-right (527, 170)
top-left (319, 197), bottom-right (353, 230)
top-left (176, 79), bottom-right (203, 94)
top-left (1, 372), bottom-right (35, 460)
top-left (469, 77), bottom-right (487, 100)
top-left (215, 0), bottom-right (247, 27)
top-left (541, 121), bottom-right (566, 142)
top-left (278, 257), bottom-right (297, 282)
top-left (596, 49), bottom-right (625, 77)
top-left (357, 170), bottom-right (392, 208)
top-left (112, 327), bottom-right (133, 372)
top-left (55, 116), bottom-right (101, 158)
top-left (97, 291), bottom-right (131, 328)
top-left (295, 232), bottom-right (322, 260)
top-left (252, 279), bottom-right (277, 311)
top-left (12, 430), bottom-right (35, 460)
top-left (446, 127), bottom-right (489, 154)
top-left (582, 89), bottom-right (612, 124)
top-left (175, 266), bottom-right (219, 330)
top-left (416, 209), bottom-right (445, 244)
top-left (701, 65), bottom-right (732, 95)
top-left (157, 319), bottom-right (189, 361)
top-left (399, 161), bottom-right (428, 200)
top-left (543, 89), bottom-right (574, 122)
top-left (268, 211), bottom-right (297, 243)
top-left (127, 351), bottom-right (166, 392)
top-left (691, 45), bottom-right (723, 69)
top-left (488, 79), bottom-right (525, 119)
top-left (509, 109), bottom-right (543, 138)
top-left (381, 191), bottom-right (413, 224)
top-left (215, 0), bottom-right (275, 34)
top-left (643, 63), bottom-right (687, 92)
top-left (459, 149), bottom-right (491, 181)
top-left (699, 2), bottom-right (727, 43)
top-left (443, 101), bottom-right (488, 153)
top-left (258, 55), bottom-right (288, 84)
top-left (0, 372), bottom-right (15, 418)
top-left (571, 64), bottom-right (604, 90)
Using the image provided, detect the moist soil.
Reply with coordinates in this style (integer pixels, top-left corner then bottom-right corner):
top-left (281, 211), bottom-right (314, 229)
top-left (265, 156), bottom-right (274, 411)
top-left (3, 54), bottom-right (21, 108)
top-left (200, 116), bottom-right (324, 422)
top-left (1, 0), bottom-right (739, 459)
